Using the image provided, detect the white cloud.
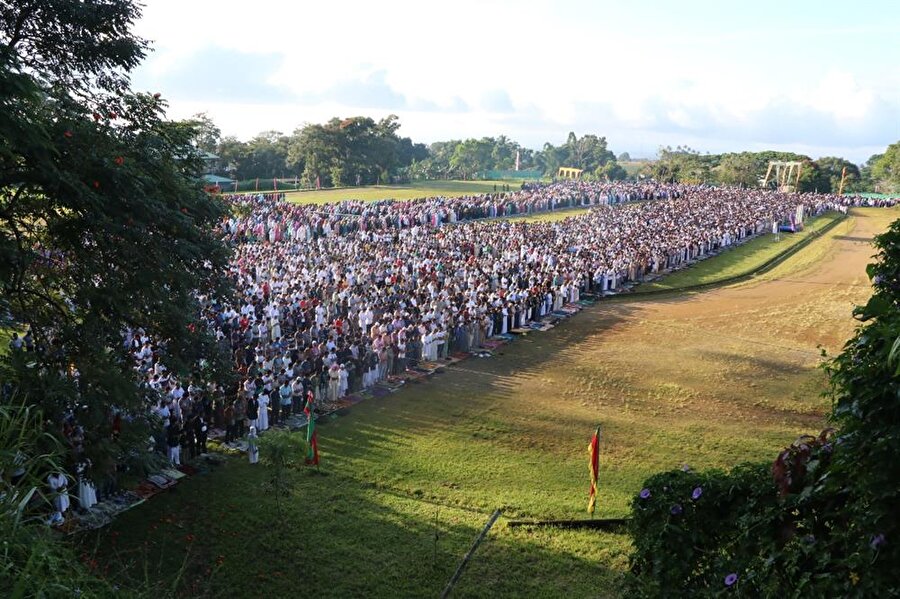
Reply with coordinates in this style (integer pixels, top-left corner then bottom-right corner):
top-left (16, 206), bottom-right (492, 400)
top-left (131, 0), bottom-right (900, 161)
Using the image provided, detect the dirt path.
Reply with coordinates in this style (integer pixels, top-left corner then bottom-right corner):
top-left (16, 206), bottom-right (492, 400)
top-left (557, 208), bottom-right (896, 428)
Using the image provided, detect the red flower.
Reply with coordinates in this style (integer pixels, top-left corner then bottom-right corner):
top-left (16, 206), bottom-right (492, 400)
top-left (181, 207), bottom-right (189, 214)
top-left (63, 130), bottom-right (73, 138)
top-left (114, 156), bottom-right (124, 166)
top-left (92, 112), bottom-right (101, 121)
top-left (185, 534), bottom-right (195, 543)
top-left (153, 92), bottom-right (161, 99)
top-left (108, 111), bottom-right (117, 119)
top-left (92, 181), bottom-right (100, 189)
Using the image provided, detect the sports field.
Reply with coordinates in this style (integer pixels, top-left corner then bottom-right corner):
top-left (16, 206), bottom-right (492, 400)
top-left (85, 207), bottom-right (897, 597)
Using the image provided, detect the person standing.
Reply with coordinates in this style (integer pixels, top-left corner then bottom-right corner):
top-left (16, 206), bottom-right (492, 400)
top-left (233, 395), bottom-right (247, 438)
top-left (247, 392), bottom-right (260, 431)
top-left (48, 471), bottom-right (70, 524)
top-left (224, 399), bottom-right (236, 443)
top-left (166, 416), bottom-right (182, 466)
top-left (76, 461), bottom-right (98, 511)
top-left (256, 390), bottom-right (269, 432)
top-left (195, 415), bottom-right (208, 454)
top-left (279, 380), bottom-right (293, 419)
top-left (247, 426), bottom-right (259, 464)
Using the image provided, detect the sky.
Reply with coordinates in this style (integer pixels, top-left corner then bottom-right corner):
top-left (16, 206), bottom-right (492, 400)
top-left (131, 0), bottom-right (900, 163)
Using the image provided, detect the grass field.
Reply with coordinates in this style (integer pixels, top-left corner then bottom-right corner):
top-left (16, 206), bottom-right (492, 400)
top-left (81, 207), bottom-right (898, 598)
top-left (284, 180), bottom-right (525, 205)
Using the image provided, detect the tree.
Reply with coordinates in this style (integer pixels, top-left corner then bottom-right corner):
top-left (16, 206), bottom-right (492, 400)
top-left (186, 112), bottom-right (221, 154)
top-left (815, 156), bottom-right (860, 194)
top-left (713, 152), bottom-right (766, 187)
top-left (647, 146), bottom-right (712, 184)
top-left (871, 142), bottom-right (900, 192)
top-left (617, 152), bottom-right (632, 162)
top-left (0, 1), bottom-right (232, 479)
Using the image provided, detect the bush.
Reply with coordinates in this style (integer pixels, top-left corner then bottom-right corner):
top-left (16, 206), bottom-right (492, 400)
top-left (629, 216), bottom-right (900, 596)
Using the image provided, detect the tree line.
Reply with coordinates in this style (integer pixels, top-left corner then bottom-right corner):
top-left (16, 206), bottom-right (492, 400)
top-left (194, 113), bottom-right (900, 193)
top-left (191, 114), bottom-right (628, 185)
top-left (642, 145), bottom-right (900, 194)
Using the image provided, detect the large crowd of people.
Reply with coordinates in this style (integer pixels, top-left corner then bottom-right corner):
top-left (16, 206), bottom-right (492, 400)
top-left (34, 180), bottom-right (894, 518)
top-left (125, 181), bottom-right (891, 473)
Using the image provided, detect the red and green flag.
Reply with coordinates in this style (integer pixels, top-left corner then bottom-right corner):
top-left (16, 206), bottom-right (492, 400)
top-left (304, 393), bottom-right (319, 466)
top-left (588, 426), bottom-right (600, 514)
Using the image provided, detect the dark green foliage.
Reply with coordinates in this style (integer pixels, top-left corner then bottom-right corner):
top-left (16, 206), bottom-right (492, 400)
top-left (0, 1), bottom-right (232, 479)
top-left (629, 217), bottom-right (900, 596)
top-left (211, 114), bottom-right (428, 184)
top-left (870, 142), bottom-right (900, 193)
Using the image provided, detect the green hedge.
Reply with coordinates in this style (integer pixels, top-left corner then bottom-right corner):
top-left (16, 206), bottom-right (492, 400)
top-left (629, 216), bottom-right (900, 596)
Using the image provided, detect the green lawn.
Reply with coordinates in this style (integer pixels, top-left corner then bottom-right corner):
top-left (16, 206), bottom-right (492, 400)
top-left (284, 180), bottom-right (526, 205)
top-left (637, 211), bottom-right (842, 292)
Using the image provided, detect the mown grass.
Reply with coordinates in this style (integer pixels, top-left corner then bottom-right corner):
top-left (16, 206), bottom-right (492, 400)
top-left (284, 180), bottom-right (525, 205)
top-left (81, 208), bottom-right (894, 598)
top-left (638, 211), bottom-right (842, 292)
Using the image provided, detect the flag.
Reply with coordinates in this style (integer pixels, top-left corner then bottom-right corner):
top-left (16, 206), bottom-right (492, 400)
top-left (315, 175), bottom-right (321, 190)
top-left (588, 426), bottom-right (600, 514)
top-left (304, 394), bottom-right (319, 466)
top-left (273, 177), bottom-right (278, 191)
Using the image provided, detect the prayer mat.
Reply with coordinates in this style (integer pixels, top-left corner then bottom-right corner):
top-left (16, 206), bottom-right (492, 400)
top-left (497, 333), bottom-right (516, 341)
top-left (510, 328), bottom-right (531, 334)
top-left (481, 339), bottom-right (507, 349)
top-left (451, 352), bottom-right (470, 360)
top-left (371, 386), bottom-right (392, 398)
top-left (147, 474), bottom-right (175, 489)
top-left (161, 468), bottom-right (187, 480)
top-left (176, 464), bottom-right (198, 476)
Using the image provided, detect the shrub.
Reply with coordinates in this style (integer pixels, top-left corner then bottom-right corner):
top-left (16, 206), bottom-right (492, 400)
top-left (629, 216), bottom-right (900, 596)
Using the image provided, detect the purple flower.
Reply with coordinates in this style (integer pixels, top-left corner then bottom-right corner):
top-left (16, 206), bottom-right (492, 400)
top-left (691, 487), bottom-right (703, 500)
top-left (639, 488), bottom-right (651, 500)
top-left (724, 573), bottom-right (738, 587)
top-left (670, 503), bottom-right (683, 516)
top-left (681, 464), bottom-right (691, 472)
top-left (871, 533), bottom-right (886, 550)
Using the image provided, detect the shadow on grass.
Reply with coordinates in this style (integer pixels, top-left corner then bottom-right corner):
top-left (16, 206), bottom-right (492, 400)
top-left (81, 458), bottom-right (621, 598)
